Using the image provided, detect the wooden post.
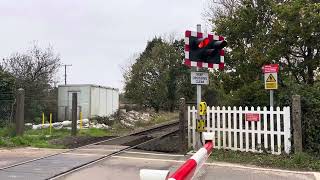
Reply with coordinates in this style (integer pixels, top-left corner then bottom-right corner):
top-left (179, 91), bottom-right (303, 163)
top-left (71, 93), bottom-right (77, 136)
top-left (179, 98), bottom-right (187, 153)
top-left (292, 95), bottom-right (303, 153)
top-left (15, 88), bottom-right (25, 136)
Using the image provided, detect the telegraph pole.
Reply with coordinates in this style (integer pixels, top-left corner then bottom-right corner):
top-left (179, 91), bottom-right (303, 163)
top-left (61, 64), bottom-right (72, 85)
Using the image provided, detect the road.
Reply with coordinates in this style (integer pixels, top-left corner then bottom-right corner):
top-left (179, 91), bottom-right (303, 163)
top-left (0, 147), bottom-right (318, 180)
top-left (58, 149), bottom-right (318, 180)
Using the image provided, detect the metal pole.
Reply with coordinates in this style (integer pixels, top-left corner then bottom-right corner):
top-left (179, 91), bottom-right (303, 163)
top-left (15, 88), bottom-right (25, 136)
top-left (270, 90), bottom-right (274, 107)
top-left (195, 24), bottom-right (202, 150)
top-left (64, 65), bottom-right (67, 85)
top-left (61, 64), bottom-right (72, 85)
top-left (196, 24), bottom-right (202, 108)
top-left (71, 93), bottom-right (77, 136)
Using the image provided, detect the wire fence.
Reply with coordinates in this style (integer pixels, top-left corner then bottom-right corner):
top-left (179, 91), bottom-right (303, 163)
top-left (24, 97), bottom-right (58, 124)
top-left (0, 92), bottom-right (16, 128)
top-left (0, 91), bottom-right (58, 128)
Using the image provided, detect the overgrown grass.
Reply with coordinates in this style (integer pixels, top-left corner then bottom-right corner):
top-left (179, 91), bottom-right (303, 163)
top-left (0, 126), bottom-right (111, 149)
top-left (209, 149), bottom-right (320, 171)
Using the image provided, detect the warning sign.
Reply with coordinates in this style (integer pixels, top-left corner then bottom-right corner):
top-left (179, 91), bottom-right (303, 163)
top-left (245, 113), bottom-right (260, 122)
top-left (266, 74), bottom-right (276, 82)
top-left (265, 73), bottom-right (278, 89)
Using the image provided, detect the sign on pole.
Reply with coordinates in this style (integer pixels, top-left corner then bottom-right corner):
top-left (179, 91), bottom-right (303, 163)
top-left (265, 73), bottom-right (278, 89)
top-left (263, 64), bottom-right (278, 90)
top-left (191, 72), bottom-right (209, 85)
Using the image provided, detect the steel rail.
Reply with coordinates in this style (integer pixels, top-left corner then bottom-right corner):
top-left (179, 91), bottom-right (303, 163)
top-left (49, 128), bottom-right (179, 179)
top-left (0, 120), bottom-right (179, 171)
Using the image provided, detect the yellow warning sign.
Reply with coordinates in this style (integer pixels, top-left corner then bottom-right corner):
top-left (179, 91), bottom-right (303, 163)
top-left (196, 119), bottom-right (206, 132)
top-left (266, 74), bottom-right (276, 82)
top-left (199, 101), bottom-right (207, 116)
top-left (265, 73), bottom-right (278, 90)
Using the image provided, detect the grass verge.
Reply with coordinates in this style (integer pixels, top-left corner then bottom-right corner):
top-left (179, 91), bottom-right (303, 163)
top-left (209, 149), bottom-right (320, 171)
top-left (0, 111), bottom-right (179, 148)
top-left (0, 126), bottom-right (111, 149)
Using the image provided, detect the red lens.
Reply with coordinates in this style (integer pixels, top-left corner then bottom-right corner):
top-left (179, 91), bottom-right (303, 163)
top-left (198, 38), bottom-right (209, 48)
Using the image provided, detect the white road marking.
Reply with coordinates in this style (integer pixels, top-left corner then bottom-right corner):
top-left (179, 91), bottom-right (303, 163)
top-left (122, 151), bottom-right (184, 157)
top-left (314, 172), bottom-right (320, 180)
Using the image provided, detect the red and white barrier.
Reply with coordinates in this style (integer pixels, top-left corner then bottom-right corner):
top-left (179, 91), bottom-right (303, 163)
top-left (168, 141), bottom-right (213, 180)
top-left (140, 132), bottom-right (214, 180)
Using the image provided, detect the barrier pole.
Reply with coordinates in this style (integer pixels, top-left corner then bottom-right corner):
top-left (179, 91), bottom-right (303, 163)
top-left (140, 133), bottom-right (214, 180)
top-left (49, 113), bottom-right (52, 134)
top-left (168, 141), bottom-right (213, 180)
top-left (80, 112), bottom-right (83, 130)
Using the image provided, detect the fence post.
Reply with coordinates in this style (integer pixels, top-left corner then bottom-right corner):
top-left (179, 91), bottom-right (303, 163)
top-left (71, 93), bottom-right (77, 136)
top-left (292, 95), bottom-right (302, 153)
top-left (15, 88), bottom-right (25, 136)
top-left (179, 98), bottom-right (187, 153)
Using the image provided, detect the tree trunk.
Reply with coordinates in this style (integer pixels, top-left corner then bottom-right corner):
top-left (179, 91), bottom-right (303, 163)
top-left (306, 48), bottom-right (314, 85)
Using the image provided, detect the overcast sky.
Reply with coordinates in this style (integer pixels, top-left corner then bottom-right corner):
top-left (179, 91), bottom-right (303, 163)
top-left (0, 0), bottom-right (210, 91)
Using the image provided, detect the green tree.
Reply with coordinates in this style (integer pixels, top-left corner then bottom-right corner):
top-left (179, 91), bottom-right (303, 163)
top-left (124, 38), bottom-right (193, 112)
top-left (2, 44), bottom-right (60, 122)
top-left (204, 0), bottom-right (319, 106)
top-left (204, 0), bottom-right (320, 153)
top-left (0, 66), bottom-right (16, 127)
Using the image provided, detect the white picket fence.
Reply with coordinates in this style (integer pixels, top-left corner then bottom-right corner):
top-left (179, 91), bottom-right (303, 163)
top-left (188, 106), bottom-right (291, 155)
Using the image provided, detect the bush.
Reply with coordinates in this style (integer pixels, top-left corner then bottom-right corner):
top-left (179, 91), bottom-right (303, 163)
top-left (278, 81), bottom-right (320, 155)
top-left (0, 124), bottom-right (16, 137)
top-left (299, 84), bottom-right (320, 155)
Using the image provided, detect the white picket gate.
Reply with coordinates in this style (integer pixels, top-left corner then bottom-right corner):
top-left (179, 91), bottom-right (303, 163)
top-left (188, 106), bottom-right (291, 155)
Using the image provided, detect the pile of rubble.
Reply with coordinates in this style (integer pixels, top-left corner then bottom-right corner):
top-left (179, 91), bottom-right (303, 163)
top-left (119, 110), bottom-right (151, 127)
top-left (26, 119), bottom-right (110, 130)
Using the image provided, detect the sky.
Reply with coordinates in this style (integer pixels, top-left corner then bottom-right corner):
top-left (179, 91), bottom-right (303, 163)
top-left (0, 0), bottom-right (210, 91)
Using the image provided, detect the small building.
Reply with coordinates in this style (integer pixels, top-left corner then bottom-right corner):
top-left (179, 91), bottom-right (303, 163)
top-left (58, 84), bottom-right (119, 121)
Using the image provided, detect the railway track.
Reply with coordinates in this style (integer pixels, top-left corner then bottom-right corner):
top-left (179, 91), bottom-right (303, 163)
top-left (0, 120), bottom-right (179, 180)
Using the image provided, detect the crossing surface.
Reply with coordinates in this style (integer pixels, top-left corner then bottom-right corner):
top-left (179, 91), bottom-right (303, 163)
top-left (60, 150), bottom-right (318, 180)
top-left (0, 147), bottom-right (318, 180)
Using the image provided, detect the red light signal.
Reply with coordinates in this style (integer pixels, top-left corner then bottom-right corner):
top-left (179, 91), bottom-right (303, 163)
top-left (198, 38), bottom-right (209, 48)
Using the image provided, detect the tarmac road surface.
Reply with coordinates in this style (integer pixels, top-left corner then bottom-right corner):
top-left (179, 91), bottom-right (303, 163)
top-left (59, 149), bottom-right (319, 180)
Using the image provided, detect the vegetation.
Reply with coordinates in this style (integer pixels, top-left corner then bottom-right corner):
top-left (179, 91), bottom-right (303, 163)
top-left (1, 43), bottom-right (61, 123)
top-left (209, 149), bottom-right (320, 171)
top-left (204, 0), bottom-right (320, 154)
top-left (0, 126), bottom-right (111, 148)
top-left (124, 38), bottom-right (194, 112)
top-left (0, 68), bottom-right (16, 127)
top-left (0, 111), bottom-right (176, 148)
top-left (124, 0), bottom-right (320, 154)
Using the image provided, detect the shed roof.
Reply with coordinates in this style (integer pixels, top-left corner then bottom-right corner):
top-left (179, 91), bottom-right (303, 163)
top-left (58, 84), bottom-right (119, 91)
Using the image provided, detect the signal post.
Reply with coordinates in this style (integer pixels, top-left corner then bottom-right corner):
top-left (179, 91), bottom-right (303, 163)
top-left (184, 24), bottom-right (227, 150)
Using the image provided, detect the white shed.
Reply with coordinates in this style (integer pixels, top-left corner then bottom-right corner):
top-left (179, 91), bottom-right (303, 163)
top-left (58, 84), bottom-right (119, 121)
